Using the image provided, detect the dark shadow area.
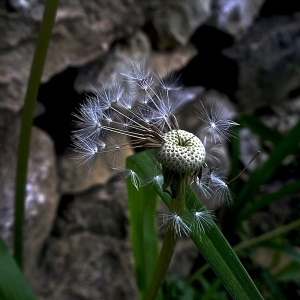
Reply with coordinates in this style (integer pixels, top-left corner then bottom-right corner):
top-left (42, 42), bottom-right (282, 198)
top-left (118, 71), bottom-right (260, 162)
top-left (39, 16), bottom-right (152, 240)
top-left (34, 68), bottom-right (84, 155)
top-left (260, 0), bottom-right (300, 16)
top-left (180, 25), bottom-right (238, 101)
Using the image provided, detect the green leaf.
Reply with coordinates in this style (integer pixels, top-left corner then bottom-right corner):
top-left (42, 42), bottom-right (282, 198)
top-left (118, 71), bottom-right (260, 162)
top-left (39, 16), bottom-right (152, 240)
top-left (233, 119), bottom-right (300, 217)
top-left (0, 238), bottom-right (37, 300)
top-left (262, 268), bottom-right (287, 300)
top-left (126, 160), bottom-right (160, 299)
top-left (237, 179), bottom-right (300, 223)
top-left (274, 261), bottom-right (300, 282)
top-left (14, 0), bottom-right (60, 268)
top-left (127, 151), bottom-right (264, 300)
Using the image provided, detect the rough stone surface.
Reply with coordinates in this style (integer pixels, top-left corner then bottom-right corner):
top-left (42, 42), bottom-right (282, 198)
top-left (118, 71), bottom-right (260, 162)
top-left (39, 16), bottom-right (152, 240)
top-left (0, 119), bottom-right (58, 283)
top-left (36, 181), bottom-right (138, 300)
top-left (74, 31), bottom-right (197, 94)
top-left (152, 0), bottom-right (212, 49)
top-left (211, 0), bottom-right (266, 37)
top-left (0, 0), bottom-right (147, 114)
top-left (224, 12), bottom-right (300, 112)
top-left (58, 135), bottom-right (133, 194)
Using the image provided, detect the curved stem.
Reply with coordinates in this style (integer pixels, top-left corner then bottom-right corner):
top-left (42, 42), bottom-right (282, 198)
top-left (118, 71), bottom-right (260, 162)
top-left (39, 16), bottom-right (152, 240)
top-left (143, 172), bottom-right (188, 300)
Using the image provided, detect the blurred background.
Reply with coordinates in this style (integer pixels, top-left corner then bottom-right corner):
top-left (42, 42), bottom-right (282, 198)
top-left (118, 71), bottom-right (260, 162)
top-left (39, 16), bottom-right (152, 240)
top-left (0, 0), bottom-right (300, 299)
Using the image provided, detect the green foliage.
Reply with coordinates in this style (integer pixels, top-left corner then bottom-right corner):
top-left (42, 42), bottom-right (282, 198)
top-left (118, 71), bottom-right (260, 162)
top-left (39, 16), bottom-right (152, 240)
top-left (126, 114), bottom-right (300, 299)
top-left (127, 151), bottom-right (263, 300)
top-left (0, 238), bottom-right (36, 300)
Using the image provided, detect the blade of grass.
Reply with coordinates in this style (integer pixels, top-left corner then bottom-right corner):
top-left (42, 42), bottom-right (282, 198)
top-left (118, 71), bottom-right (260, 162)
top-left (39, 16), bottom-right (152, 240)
top-left (126, 164), bottom-right (160, 298)
top-left (233, 119), bottom-right (300, 215)
top-left (190, 218), bottom-right (300, 281)
top-left (0, 238), bottom-right (36, 300)
top-left (273, 261), bottom-right (300, 282)
top-left (262, 268), bottom-right (287, 300)
top-left (14, 0), bottom-right (59, 268)
top-left (237, 179), bottom-right (300, 223)
top-left (128, 151), bottom-right (263, 300)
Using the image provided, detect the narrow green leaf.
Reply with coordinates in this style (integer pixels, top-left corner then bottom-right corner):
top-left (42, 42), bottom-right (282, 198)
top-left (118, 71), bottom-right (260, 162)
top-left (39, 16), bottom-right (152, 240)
top-left (0, 238), bottom-right (36, 300)
top-left (14, 0), bottom-right (60, 268)
top-left (127, 151), bottom-right (263, 300)
top-left (262, 268), bottom-right (287, 300)
top-left (273, 261), bottom-right (300, 282)
top-left (126, 160), bottom-right (160, 298)
top-left (233, 119), bottom-right (300, 214)
top-left (238, 179), bottom-right (300, 223)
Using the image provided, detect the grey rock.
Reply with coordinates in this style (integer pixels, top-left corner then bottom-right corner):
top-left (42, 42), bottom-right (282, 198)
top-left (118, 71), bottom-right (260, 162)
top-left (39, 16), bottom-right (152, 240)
top-left (0, 0), bottom-right (147, 114)
top-left (74, 31), bottom-right (197, 94)
top-left (212, 0), bottom-right (265, 37)
top-left (0, 118), bottom-right (58, 285)
top-left (224, 12), bottom-right (300, 112)
top-left (37, 181), bottom-right (138, 300)
top-left (152, 0), bottom-right (212, 49)
top-left (58, 134), bottom-right (133, 194)
top-left (74, 31), bottom-right (152, 93)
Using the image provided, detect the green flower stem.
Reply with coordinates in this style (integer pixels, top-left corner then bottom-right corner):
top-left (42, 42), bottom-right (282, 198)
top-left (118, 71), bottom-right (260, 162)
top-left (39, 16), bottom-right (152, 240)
top-left (143, 225), bottom-right (176, 300)
top-left (189, 218), bottom-right (300, 282)
top-left (143, 173), bottom-right (188, 300)
top-left (13, 0), bottom-right (59, 269)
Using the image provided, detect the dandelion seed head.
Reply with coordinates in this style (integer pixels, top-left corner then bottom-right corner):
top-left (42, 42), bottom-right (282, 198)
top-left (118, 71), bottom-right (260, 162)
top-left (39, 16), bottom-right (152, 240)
top-left (154, 129), bottom-right (205, 174)
top-left (71, 58), bottom-right (239, 211)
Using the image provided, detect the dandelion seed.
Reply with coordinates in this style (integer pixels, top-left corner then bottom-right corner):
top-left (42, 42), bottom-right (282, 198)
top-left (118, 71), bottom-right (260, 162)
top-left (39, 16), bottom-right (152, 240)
top-left (158, 211), bottom-right (191, 238)
top-left (195, 101), bottom-right (239, 143)
top-left (191, 208), bottom-right (216, 234)
top-left (113, 168), bottom-right (142, 190)
top-left (209, 169), bottom-right (234, 205)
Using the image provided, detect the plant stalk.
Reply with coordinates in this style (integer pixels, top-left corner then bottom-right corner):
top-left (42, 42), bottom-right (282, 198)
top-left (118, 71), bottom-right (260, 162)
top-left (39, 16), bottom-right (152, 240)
top-left (143, 172), bottom-right (188, 300)
top-left (13, 0), bottom-right (59, 268)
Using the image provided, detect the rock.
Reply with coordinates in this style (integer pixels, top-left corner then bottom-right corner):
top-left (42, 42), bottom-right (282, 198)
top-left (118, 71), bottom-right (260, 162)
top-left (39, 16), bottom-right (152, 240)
top-left (37, 181), bottom-right (138, 300)
top-left (211, 0), bottom-right (266, 37)
top-left (152, 0), bottom-right (212, 49)
top-left (74, 31), bottom-right (198, 94)
top-left (58, 134), bottom-right (133, 194)
top-left (74, 31), bottom-right (152, 93)
top-left (224, 12), bottom-right (300, 112)
top-left (0, 118), bottom-right (58, 285)
top-left (0, 0), bottom-right (147, 115)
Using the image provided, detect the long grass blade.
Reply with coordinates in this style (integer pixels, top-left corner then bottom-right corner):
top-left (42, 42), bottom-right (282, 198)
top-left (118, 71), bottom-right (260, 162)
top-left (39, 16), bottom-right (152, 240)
top-left (233, 119), bottom-right (300, 215)
top-left (126, 160), bottom-right (160, 298)
top-left (14, 0), bottom-right (60, 268)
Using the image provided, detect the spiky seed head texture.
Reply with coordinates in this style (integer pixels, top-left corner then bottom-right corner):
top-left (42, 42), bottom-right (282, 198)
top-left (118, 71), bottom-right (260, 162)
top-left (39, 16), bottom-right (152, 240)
top-left (154, 130), bottom-right (205, 174)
